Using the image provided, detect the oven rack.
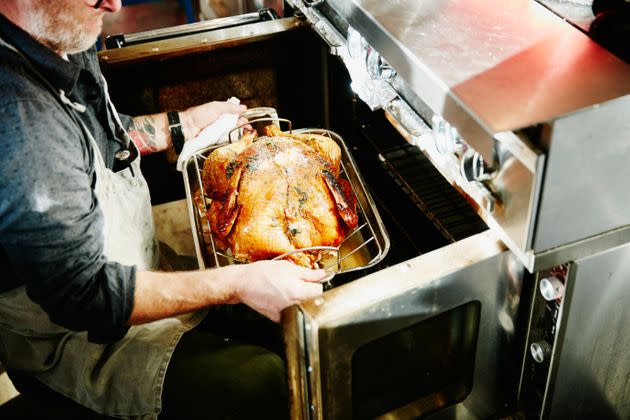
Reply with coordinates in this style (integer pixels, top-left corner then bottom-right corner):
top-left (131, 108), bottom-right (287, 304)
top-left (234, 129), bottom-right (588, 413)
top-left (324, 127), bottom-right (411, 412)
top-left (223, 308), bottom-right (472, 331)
top-left (182, 126), bottom-right (390, 276)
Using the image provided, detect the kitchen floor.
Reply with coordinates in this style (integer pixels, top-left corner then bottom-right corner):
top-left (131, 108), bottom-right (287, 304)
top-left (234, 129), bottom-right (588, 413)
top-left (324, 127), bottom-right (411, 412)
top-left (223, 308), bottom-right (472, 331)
top-left (0, 0), bottom-right (190, 410)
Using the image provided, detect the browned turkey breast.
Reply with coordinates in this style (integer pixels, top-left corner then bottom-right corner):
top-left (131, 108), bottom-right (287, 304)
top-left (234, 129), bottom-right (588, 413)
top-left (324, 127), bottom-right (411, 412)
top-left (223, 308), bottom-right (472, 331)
top-left (202, 126), bottom-right (357, 267)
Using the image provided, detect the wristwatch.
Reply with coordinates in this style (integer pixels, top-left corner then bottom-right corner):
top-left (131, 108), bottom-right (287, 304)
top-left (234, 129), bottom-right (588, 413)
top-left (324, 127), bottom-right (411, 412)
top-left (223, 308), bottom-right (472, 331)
top-left (167, 111), bottom-right (185, 154)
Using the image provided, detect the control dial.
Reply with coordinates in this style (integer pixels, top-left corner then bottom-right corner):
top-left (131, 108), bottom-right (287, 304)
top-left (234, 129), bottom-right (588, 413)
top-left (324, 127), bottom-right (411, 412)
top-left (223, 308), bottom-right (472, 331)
top-left (366, 48), bottom-right (396, 80)
top-left (347, 27), bottom-right (368, 61)
top-left (460, 148), bottom-right (486, 182)
top-left (540, 276), bottom-right (565, 301)
top-left (302, 0), bottom-right (324, 7)
top-left (431, 115), bottom-right (462, 154)
top-left (530, 341), bottom-right (552, 364)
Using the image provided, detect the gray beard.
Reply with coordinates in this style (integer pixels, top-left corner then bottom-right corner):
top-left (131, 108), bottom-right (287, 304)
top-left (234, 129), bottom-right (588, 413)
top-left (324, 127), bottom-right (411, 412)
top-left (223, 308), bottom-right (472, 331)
top-left (24, 3), bottom-right (98, 54)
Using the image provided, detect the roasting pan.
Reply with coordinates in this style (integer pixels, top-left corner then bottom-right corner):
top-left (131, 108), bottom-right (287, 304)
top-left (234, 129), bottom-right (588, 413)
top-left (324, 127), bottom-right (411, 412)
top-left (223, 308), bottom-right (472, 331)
top-left (182, 119), bottom-right (390, 275)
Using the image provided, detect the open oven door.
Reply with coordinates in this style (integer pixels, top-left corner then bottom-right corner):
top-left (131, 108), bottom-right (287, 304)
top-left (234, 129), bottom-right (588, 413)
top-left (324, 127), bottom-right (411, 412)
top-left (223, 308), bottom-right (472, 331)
top-left (104, 8), bottom-right (280, 49)
top-left (283, 229), bottom-right (525, 420)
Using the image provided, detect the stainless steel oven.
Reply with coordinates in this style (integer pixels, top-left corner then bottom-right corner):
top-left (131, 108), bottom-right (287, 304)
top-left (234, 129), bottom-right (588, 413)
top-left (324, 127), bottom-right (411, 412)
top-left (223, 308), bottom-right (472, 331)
top-left (100, 1), bottom-right (630, 418)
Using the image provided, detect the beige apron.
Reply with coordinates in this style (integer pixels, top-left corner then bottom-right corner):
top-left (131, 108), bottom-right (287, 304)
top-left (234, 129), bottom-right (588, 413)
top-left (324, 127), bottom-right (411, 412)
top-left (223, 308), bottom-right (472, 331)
top-left (0, 38), bottom-right (204, 419)
top-left (97, 76), bottom-right (158, 270)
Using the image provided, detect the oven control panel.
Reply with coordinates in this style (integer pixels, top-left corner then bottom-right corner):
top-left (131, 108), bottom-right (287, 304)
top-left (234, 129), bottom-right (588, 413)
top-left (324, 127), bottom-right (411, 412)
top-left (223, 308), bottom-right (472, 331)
top-left (519, 264), bottom-right (571, 418)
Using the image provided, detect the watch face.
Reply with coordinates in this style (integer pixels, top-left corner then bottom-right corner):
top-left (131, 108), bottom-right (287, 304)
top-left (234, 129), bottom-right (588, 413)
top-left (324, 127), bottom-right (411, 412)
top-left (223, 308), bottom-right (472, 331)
top-left (167, 110), bottom-right (181, 127)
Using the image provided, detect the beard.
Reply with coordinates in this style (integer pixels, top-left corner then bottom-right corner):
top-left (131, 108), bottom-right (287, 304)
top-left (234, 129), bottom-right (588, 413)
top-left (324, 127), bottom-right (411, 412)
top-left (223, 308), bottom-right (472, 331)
top-left (24, 2), bottom-right (101, 54)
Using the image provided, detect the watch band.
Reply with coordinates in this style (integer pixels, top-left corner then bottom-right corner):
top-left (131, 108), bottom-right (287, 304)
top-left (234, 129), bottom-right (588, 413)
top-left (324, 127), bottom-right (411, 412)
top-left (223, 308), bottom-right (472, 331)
top-left (167, 111), bottom-right (185, 154)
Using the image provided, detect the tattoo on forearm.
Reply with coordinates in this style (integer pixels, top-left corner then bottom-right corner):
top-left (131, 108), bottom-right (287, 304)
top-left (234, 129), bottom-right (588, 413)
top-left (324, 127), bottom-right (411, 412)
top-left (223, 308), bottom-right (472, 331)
top-left (128, 116), bottom-right (159, 155)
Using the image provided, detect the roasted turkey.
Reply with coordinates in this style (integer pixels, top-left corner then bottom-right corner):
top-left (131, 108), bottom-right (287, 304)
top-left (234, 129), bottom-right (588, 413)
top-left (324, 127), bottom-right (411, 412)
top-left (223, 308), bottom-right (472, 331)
top-left (202, 125), bottom-right (358, 267)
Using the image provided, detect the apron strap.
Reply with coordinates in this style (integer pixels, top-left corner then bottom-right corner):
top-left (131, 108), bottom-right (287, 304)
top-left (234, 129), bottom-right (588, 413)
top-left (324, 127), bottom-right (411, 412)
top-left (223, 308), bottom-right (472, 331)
top-left (0, 36), bottom-right (132, 176)
top-left (100, 75), bottom-right (132, 147)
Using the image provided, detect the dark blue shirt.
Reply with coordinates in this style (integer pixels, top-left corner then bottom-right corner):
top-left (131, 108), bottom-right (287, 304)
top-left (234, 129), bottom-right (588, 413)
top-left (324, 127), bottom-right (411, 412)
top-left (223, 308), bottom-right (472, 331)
top-left (0, 14), bottom-right (136, 343)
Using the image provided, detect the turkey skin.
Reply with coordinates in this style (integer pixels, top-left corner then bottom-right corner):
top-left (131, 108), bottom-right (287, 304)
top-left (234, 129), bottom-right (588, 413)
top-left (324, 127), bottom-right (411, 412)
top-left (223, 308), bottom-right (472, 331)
top-left (202, 126), bottom-right (358, 267)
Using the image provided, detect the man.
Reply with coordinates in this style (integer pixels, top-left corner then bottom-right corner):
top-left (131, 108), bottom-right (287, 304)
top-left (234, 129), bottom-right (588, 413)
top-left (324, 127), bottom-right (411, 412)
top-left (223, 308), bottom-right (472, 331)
top-left (0, 0), bottom-right (324, 418)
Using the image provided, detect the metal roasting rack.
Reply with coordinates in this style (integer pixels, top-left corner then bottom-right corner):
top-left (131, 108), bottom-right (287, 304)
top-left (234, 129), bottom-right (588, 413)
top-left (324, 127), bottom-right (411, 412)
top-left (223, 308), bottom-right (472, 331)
top-left (182, 117), bottom-right (389, 280)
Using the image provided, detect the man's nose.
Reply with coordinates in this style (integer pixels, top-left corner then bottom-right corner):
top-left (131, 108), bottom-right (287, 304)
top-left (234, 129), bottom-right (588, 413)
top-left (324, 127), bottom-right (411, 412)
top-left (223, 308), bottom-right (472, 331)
top-left (101, 0), bottom-right (122, 13)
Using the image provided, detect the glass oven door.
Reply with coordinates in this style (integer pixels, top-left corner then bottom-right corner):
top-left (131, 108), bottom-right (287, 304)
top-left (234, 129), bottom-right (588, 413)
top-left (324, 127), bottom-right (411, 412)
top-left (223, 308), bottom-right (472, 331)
top-left (283, 230), bottom-right (525, 419)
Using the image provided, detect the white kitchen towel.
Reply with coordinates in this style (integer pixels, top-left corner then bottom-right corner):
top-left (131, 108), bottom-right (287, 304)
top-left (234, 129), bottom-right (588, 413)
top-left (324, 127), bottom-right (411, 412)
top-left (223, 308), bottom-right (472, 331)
top-left (176, 97), bottom-right (241, 171)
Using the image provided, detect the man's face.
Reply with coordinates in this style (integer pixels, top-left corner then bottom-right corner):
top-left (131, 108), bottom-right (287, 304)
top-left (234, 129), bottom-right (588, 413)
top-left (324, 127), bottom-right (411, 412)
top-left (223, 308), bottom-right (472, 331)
top-left (24, 0), bottom-right (121, 54)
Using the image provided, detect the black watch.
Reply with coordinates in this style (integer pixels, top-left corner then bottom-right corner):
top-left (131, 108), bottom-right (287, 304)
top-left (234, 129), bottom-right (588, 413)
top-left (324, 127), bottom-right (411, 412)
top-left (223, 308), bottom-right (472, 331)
top-left (167, 111), bottom-right (185, 154)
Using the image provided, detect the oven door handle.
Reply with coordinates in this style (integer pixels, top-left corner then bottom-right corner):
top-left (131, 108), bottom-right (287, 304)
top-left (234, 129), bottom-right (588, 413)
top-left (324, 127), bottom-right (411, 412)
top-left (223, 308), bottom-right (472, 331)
top-left (105, 9), bottom-right (279, 49)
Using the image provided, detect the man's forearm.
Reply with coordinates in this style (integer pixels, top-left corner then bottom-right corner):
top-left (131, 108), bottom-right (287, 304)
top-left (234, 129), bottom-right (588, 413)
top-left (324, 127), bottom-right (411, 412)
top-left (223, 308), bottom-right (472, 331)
top-left (129, 267), bottom-right (239, 325)
top-left (126, 101), bottom-right (246, 156)
top-left (127, 113), bottom-right (171, 155)
top-left (128, 260), bottom-right (324, 325)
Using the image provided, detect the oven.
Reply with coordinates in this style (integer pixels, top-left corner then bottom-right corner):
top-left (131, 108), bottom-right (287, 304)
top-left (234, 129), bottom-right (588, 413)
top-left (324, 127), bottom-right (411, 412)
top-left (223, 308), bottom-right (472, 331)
top-left (99, 0), bottom-right (630, 418)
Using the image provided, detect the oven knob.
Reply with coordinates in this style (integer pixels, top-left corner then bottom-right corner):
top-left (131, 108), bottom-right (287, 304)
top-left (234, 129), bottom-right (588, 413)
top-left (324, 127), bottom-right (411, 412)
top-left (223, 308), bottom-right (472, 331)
top-left (347, 27), bottom-right (368, 61)
top-left (303, 0), bottom-right (324, 7)
top-left (539, 276), bottom-right (565, 301)
top-left (431, 115), bottom-right (461, 154)
top-left (460, 149), bottom-right (486, 182)
top-left (530, 341), bottom-right (552, 363)
top-left (366, 48), bottom-right (396, 80)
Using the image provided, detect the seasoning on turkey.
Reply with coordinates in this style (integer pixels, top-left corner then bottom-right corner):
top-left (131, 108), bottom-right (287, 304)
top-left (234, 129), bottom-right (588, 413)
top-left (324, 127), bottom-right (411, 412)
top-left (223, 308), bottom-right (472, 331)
top-left (202, 125), bottom-right (358, 267)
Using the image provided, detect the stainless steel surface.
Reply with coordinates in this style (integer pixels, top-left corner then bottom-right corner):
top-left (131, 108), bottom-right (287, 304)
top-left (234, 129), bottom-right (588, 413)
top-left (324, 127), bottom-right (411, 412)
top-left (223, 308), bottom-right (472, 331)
top-left (543, 241), bottom-right (630, 418)
top-left (99, 17), bottom-right (305, 64)
top-left (533, 95), bottom-right (630, 252)
top-left (318, 0), bottom-right (630, 161)
top-left (200, 0), bottom-right (284, 19)
top-left (287, 230), bottom-right (525, 419)
top-left (310, 11), bottom-right (345, 55)
top-left (536, 0), bottom-right (596, 31)
top-left (283, 306), bottom-right (310, 420)
top-left (120, 12), bottom-right (263, 44)
top-left (182, 127), bottom-right (389, 272)
top-left (533, 225), bottom-right (630, 271)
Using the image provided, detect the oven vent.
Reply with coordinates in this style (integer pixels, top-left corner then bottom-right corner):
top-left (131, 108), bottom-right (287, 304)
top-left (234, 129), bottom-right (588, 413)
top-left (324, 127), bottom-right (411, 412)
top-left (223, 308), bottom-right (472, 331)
top-left (380, 144), bottom-right (487, 243)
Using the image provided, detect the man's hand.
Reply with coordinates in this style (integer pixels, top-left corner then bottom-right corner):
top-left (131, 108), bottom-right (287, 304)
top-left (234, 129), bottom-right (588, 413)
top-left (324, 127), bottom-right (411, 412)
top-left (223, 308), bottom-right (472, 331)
top-left (130, 260), bottom-right (324, 325)
top-left (231, 260), bottom-right (325, 322)
top-left (180, 101), bottom-right (247, 140)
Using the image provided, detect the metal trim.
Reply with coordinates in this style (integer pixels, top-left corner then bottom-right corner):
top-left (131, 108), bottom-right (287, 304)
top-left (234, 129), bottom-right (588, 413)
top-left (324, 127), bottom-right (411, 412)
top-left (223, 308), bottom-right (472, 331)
top-left (532, 224), bottom-right (630, 271)
top-left (122, 12), bottom-right (264, 45)
top-left (99, 17), bottom-right (305, 65)
top-left (282, 306), bottom-right (311, 420)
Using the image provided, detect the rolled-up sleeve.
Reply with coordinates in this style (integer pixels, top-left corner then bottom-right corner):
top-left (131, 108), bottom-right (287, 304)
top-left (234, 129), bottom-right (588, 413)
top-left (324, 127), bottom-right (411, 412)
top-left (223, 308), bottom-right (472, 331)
top-left (0, 98), bottom-right (136, 344)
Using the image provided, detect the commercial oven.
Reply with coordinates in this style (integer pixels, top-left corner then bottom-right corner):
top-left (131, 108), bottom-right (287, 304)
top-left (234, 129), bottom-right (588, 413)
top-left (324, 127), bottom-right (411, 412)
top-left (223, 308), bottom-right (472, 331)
top-left (99, 0), bottom-right (630, 418)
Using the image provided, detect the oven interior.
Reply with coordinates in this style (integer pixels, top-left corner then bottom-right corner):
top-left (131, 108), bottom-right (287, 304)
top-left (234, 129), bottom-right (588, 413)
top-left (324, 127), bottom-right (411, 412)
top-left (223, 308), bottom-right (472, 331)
top-left (101, 24), bottom-right (489, 285)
